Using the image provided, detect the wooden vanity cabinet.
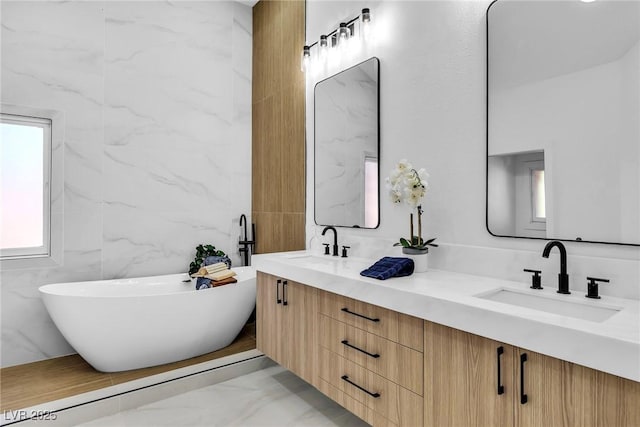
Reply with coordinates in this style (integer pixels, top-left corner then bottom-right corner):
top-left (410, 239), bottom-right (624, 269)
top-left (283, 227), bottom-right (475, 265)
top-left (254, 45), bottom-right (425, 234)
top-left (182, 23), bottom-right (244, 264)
top-left (256, 272), bottom-right (317, 386)
top-left (517, 350), bottom-right (640, 427)
top-left (258, 272), bottom-right (423, 426)
top-left (425, 321), bottom-right (640, 427)
top-left (424, 321), bottom-right (515, 427)
top-left (258, 271), bottom-right (640, 427)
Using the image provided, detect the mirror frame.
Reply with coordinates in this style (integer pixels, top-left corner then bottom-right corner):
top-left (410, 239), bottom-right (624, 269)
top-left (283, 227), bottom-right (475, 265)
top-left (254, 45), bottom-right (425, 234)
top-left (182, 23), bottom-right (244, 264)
top-left (485, 0), bottom-right (639, 247)
top-left (314, 57), bottom-right (381, 229)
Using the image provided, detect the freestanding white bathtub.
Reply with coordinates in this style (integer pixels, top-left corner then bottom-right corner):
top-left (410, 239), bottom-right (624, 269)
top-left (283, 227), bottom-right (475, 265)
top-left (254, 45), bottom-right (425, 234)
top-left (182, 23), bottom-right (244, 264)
top-left (39, 267), bottom-right (256, 372)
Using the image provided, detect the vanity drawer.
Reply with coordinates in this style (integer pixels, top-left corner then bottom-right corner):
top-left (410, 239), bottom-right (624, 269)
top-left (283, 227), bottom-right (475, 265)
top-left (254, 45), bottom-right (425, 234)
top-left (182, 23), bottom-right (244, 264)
top-left (319, 314), bottom-right (423, 395)
top-left (319, 348), bottom-right (423, 427)
top-left (318, 378), bottom-right (398, 427)
top-left (318, 291), bottom-right (423, 351)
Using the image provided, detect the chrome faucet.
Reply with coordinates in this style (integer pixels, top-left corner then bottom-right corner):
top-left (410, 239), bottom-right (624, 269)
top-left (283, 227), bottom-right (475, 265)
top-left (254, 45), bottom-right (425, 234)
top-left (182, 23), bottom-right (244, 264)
top-left (321, 226), bottom-right (339, 256)
top-left (541, 241), bottom-right (570, 294)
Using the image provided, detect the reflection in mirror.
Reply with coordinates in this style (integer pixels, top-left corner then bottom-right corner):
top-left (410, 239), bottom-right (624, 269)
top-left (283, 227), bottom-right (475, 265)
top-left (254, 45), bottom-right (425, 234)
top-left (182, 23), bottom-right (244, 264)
top-left (489, 151), bottom-right (546, 238)
top-left (315, 57), bottom-right (379, 228)
top-left (487, 0), bottom-right (640, 245)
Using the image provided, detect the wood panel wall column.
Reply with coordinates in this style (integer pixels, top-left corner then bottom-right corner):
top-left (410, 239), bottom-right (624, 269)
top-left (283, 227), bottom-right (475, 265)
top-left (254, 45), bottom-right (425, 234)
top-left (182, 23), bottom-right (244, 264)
top-left (252, 0), bottom-right (306, 254)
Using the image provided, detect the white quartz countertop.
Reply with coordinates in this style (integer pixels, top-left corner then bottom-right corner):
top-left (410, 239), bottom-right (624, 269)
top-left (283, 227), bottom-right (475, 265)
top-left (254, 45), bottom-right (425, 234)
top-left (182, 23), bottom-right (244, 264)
top-left (252, 251), bottom-right (640, 382)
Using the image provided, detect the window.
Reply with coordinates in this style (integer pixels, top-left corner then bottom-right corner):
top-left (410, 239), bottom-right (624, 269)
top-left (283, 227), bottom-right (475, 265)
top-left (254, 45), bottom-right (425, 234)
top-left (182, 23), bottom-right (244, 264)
top-left (531, 168), bottom-right (546, 222)
top-left (0, 113), bottom-right (52, 259)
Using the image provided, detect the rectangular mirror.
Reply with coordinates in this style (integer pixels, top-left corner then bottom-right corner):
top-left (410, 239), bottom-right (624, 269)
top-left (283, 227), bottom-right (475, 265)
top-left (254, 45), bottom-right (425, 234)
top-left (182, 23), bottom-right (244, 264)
top-left (487, 0), bottom-right (639, 246)
top-left (314, 57), bottom-right (380, 228)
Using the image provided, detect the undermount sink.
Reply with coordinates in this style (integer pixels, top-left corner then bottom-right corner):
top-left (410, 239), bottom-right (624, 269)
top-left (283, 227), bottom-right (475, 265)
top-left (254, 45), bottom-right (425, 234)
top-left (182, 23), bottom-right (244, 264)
top-left (476, 288), bottom-right (622, 322)
top-left (282, 254), bottom-right (340, 265)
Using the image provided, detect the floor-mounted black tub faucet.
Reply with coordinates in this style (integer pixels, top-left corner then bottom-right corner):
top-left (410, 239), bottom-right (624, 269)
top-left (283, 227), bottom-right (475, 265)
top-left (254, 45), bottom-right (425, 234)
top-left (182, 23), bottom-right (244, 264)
top-left (238, 214), bottom-right (256, 266)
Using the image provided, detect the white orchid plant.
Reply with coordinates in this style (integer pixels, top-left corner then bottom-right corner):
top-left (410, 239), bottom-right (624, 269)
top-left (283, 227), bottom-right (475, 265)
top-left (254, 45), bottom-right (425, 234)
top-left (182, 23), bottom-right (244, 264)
top-left (386, 159), bottom-right (438, 251)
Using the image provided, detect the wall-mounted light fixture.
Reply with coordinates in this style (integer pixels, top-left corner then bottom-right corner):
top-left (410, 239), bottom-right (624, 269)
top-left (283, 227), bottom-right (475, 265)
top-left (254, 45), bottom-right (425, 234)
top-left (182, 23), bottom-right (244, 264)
top-left (301, 8), bottom-right (372, 74)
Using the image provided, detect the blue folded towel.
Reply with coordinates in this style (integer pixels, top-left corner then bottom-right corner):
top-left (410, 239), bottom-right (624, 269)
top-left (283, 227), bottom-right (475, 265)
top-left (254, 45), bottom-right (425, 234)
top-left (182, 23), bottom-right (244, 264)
top-left (360, 257), bottom-right (415, 280)
top-left (196, 277), bottom-right (212, 290)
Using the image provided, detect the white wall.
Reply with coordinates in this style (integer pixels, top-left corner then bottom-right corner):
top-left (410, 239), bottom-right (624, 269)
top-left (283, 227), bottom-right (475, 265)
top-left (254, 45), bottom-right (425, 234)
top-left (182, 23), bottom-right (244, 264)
top-left (0, 1), bottom-right (252, 367)
top-left (305, 1), bottom-right (640, 300)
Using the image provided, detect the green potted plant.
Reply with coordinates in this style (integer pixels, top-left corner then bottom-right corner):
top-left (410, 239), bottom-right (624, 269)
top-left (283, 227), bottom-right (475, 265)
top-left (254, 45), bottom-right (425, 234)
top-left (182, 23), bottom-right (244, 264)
top-left (188, 244), bottom-right (229, 276)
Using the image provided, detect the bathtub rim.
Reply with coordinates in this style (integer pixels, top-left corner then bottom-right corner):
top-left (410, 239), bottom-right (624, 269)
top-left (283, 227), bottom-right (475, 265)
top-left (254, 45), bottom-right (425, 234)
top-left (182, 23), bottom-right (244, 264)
top-left (38, 266), bottom-right (256, 298)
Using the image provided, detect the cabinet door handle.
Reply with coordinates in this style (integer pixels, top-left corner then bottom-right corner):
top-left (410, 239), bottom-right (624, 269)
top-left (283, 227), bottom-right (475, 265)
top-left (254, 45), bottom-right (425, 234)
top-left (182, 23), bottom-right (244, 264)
top-left (282, 280), bottom-right (288, 306)
top-left (341, 375), bottom-right (380, 398)
top-left (341, 340), bottom-right (380, 359)
top-left (497, 346), bottom-right (505, 395)
top-left (276, 279), bottom-right (282, 304)
top-left (520, 353), bottom-right (528, 404)
top-left (341, 307), bottom-right (380, 323)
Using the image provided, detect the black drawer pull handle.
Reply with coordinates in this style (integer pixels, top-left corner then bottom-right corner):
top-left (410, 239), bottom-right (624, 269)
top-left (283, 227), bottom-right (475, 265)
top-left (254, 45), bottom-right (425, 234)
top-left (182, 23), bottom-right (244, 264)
top-left (282, 280), bottom-right (288, 306)
top-left (341, 340), bottom-right (380, 359)
top-left (276, 279), bottom-right (281, 304)
top-left (520, 353), bottom-right (528, 405)
top-left (341, 307), bottom-right (380, 322)
top-left (497, 346), bottom-right (504, 395)
top-left (341, 375), bottom-right (380, 398)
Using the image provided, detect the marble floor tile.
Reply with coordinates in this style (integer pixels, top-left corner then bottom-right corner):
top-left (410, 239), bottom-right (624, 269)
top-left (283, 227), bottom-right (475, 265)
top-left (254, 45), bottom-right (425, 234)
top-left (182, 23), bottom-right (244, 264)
top-left (76, 365), bottom-right (369, 427)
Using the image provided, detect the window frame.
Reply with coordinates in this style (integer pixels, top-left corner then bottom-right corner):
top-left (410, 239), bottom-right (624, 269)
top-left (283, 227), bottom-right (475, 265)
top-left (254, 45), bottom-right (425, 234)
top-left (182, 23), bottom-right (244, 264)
top-left (0, 104), bottom-right (63, 269)
top-left (0, 113), bottom-right (53, 259)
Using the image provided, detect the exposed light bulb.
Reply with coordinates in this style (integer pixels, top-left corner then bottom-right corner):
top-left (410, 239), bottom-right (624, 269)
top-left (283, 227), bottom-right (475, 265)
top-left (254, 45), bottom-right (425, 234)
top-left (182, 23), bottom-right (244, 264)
top-left (319, 35), bottom-right (328, 63)
top-left (338, 23), bottom-right (349, 45)
top-left (301, 45), bottom-right (311, 72)
top-left (361, 8), bottom-right (372, 42)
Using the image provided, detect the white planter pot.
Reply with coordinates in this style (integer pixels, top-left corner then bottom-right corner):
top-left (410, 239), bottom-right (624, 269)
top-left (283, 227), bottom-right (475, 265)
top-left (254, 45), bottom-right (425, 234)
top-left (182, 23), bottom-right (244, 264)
top-left (402, 247), bottom-right (428, 273)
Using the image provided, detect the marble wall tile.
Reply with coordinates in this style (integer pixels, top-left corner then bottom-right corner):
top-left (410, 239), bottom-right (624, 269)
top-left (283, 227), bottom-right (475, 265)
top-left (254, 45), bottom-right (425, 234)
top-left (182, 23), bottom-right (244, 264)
top-left (103, 146), bottom-right (233, 213)
top-left (1, 1), bottom-right (106, 211)
top-left (102, 202), bottom-right (237, 278)
top-left (231, 2), bottom-right (253, 256)
top-left (1, 0), bottom-right (106, 367)
top-left (103, 1), bottom-right (234, 153)
top-left (101, 1), bottom-right (250, 278)
top-left (0, 2), bottom-right (105, 103)
top-left (1, 1), bottom-right (252, 367)
top-left (0, 247), bottom-right (102, 366)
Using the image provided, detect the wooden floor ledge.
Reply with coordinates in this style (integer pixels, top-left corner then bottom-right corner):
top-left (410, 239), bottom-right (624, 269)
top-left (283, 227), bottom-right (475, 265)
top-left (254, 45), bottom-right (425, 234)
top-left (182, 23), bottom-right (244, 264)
top-left (0, 323), bottom-right (256, 412)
